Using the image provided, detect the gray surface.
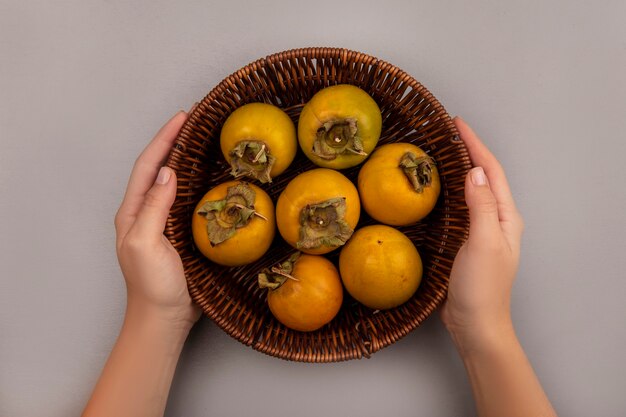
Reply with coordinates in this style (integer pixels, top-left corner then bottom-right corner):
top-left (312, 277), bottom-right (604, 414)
top-left (1, 1), bottom-right (625, 416)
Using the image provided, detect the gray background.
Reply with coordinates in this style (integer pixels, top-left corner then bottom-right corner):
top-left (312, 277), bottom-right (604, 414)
top-left (1, 1), bottom-right (625, 416)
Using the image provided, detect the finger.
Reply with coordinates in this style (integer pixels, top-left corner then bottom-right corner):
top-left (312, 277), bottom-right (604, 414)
top-left (116, 111), bottom-right (186, 235)
top-left (456, 117), bottom-right (524, 245)
top-left (465, 167), bottom-right (501, 243)
top-left (454, 117), bottom-right (519, 221)
top-left (129, 167), bottom-right (177, 241)
top-left (122, 111), bottom-right (186, 212)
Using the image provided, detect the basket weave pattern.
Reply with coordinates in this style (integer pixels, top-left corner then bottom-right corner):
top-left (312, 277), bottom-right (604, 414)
top-left (165, 47), bottom-right (471, 362)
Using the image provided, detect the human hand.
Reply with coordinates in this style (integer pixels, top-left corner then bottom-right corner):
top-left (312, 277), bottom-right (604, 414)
top-left (114, 111), bottom-right (201, 332)
top-left (441, 117), bottom-right (525, 352)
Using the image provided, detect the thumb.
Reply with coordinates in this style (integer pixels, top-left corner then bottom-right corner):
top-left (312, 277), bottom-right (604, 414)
top-left (465, 167), bottom-right (501, 242)
top-left (132, 167), bottom-right (177, 240)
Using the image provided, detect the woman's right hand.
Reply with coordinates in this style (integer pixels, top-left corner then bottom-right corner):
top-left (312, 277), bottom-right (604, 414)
top-left (441, 117), bottom-right (525, 353)
top-left (114, 111), bottom-right (201, 330)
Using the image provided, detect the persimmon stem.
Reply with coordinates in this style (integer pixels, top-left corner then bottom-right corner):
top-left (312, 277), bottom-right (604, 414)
top-left (232, 203), bottom-right (268, 221)
top-left (270, 267), bottom-right (299, 282)
top-left (252, 143), bottom-right (266, 163)
top-left (346, 147), bottom-right (368, 156)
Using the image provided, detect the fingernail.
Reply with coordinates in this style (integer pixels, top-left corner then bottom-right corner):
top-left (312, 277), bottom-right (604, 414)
top-left (169, 110), bottom-right (185, 121)
top-left (470, 167), bottom-right (487, 186)
top-left (156, 167), bottom-right (171, 185)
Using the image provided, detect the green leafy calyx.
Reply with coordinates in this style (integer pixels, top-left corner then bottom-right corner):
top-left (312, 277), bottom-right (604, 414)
top-left (399, 152), bottom-right (435, 193)
top-left (312, 118), bottom-right (366, 160)
top-left (297, 197), bottom-right (353, 249)
top-left (196, 183), bottom-right (266, 245)
top-left (229, 140), bottom-right (276, 183)
top-left (258, 253), bottom-right (301, 290)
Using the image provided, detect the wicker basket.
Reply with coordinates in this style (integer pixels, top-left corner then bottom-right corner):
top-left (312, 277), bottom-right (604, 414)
top-left (165, 47), bottom-right (471, 362)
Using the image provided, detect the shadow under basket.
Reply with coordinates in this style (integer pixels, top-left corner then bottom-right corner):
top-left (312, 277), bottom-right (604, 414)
top-left (165, 47), bottom-right (472, 362)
